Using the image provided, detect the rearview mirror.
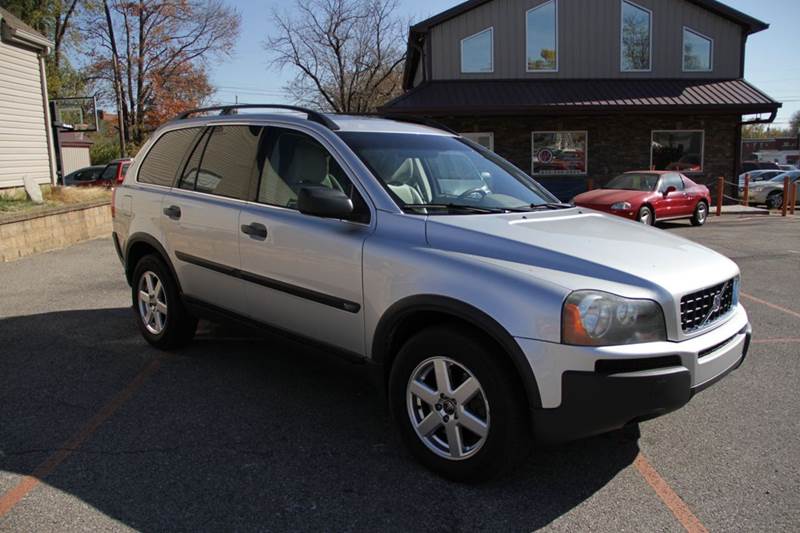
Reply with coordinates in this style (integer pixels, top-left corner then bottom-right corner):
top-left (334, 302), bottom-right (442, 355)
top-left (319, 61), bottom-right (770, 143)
top-left (298, 186), bottom-right (354, 219)
top-left (663, 186), bottom-right (677, 197)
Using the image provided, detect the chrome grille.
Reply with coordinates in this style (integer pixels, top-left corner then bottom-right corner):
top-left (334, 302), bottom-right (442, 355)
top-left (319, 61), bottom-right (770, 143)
top-left (680, 279), bottom-right (735, 333)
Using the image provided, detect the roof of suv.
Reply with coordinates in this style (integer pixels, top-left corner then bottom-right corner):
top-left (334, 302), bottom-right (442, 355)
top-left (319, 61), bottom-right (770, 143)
top-left (167, 106), bottom-right (455, 137)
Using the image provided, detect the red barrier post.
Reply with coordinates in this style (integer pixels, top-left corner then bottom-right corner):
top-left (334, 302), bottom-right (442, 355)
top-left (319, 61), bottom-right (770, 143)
top-left (790, 182), bottom-right (798, 215)
top-left (743, 174), bottom-right (750, 207)
top-left (782, 176), bottom-right (790, 216)
top-left (586, 177), bottom-right (594, 191)
top-left (716, 176), bottom-right (724, 216)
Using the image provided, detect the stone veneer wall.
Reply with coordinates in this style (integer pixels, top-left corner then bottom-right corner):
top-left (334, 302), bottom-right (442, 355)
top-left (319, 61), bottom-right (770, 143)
top-left (0, 201), bottom-right (111, 262)
top-left (442, 114), bottom-right (739, 199)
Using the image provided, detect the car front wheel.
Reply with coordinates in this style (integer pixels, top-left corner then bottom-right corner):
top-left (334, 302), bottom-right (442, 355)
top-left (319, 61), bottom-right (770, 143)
top-left (132, 254), bottom-right (197, 349)
top-left (389, 325), bottom-right (530, 482)
top-left (766, 192), bottom-right (783, 210)
top-left (638, 205), bottom-right (654, 225)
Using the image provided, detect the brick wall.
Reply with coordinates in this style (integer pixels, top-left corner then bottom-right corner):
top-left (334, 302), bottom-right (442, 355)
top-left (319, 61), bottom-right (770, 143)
top-left (0, 202), bottom-right (111, 262)
top-left (441, 114), bottom-right (739, 199)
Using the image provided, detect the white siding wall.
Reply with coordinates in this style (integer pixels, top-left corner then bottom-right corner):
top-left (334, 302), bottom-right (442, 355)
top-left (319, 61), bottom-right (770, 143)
top-left (0, 39), bottom-right (52, 188)
top-left (61, 146), bottom-right (91, 175)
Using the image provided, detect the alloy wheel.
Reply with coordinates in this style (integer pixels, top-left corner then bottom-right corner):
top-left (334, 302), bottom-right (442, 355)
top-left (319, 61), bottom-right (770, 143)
top-left (137, 271), bottom-right (168, 335)
top-left (406, 357), bottom-right (490, 461)
top-left (696, 203), bottom-right (707, 223)
top-left (639, 207), bottom-right (652, 225)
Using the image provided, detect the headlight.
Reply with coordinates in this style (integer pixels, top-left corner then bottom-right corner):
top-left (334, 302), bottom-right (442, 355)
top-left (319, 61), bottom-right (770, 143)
top-left (562, 291), bottom-right (667, 346)
top-left (610, 201), bottom-right (632, 211)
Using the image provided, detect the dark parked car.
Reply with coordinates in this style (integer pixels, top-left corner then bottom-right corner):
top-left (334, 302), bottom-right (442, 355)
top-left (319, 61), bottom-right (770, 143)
top-left (62, 165), bottom-right (105, 186)
top-left (741, 160), bottom-right (780, 173)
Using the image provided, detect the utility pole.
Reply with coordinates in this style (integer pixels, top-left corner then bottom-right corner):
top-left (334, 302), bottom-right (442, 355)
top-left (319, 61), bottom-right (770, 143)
top-left (103, 0), bottom-right (127, 158)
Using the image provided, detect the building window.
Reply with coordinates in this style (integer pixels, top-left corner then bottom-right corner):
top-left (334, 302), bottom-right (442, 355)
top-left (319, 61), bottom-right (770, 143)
top-left (531, 132), bottom-right (588, 175)
top-left (683, 27), bottom-right (713, 72)
top-left (621, 0), bottom-right (651, 72)
top-left (461, 27), bottom-right (494, 73)
top-left (526, 1), bottom-right (558, 72)
top-left (651, 131), bottom-right (704, 173)
top-left (461, 132), bottom-right (494, 151)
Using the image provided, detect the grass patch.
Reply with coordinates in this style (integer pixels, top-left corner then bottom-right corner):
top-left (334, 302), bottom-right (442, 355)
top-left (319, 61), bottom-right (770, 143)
top-left (0, 186), bottom-right (111, 215)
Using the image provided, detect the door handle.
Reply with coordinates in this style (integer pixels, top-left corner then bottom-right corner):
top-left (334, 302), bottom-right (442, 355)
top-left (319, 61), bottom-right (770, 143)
top-left (241, 222), bottom-right (268, 240)
top-left (163, 205), bottom-right (181, 219)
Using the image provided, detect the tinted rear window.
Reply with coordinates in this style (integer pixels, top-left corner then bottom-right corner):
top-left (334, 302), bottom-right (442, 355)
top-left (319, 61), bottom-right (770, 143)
top-left (138, 128), bottom-right (201, 186)
top-left (193, 125), bottom-right (262, 200)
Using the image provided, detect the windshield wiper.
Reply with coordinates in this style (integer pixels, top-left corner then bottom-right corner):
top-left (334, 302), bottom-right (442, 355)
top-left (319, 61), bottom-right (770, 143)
top-left (528, 202), bottom-right (574, 210)
top-left (403, 203), bottom-right (507, 214)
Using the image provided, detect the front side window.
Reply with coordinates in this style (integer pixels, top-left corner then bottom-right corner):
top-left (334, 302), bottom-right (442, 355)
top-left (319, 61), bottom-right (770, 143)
top-left (193, 125), bottom-right (262, 199)
top-left (461, 28), bottom-right (493, 73)
top-left (651, 131), bottom-right (704, 173)
top-left (621, 0), bottom-right (651, 72)
top-left (258, 127), bottom-right (368, 221)
top-left (339, 132), bottom-right (558, 213)
top-left (532, 131), bottom-right (587, 175)
top-left (138, 127), bottom-right (201, 186)
top-left (683, 27), bottom-right (713, 72)
top-left (526, 0), bottom-right (558, 72)
top-left (659, 173), bottom-right (685, 192)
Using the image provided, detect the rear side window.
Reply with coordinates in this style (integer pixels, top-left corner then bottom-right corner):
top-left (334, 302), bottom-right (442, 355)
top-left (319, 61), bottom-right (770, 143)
top-left (138, 128), bottom-right (201, 186)
top-left (193, 125), bottom-right (262, 200)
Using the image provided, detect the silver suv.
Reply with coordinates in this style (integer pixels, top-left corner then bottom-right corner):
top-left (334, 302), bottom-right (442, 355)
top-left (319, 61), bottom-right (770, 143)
top-left (112, 105), bottom-right (751, 481)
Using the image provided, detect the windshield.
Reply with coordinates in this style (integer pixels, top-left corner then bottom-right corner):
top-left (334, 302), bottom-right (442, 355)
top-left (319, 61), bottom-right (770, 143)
top-left (337, 132), bottom-right (559, 213)
top-left (605, 173), bottom-right (659, 191)
top-left (770, 172), bottom-right (800, 182)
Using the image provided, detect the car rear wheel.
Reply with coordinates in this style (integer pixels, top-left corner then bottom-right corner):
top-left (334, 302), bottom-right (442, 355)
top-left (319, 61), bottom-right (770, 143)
top-left (690, 201), bottom-right (708, 226)
top-left (132, 254), bottom-right (197, 349)
top-left (766, 191), bottom-right (783, 210)
top-left (638, 205), bottom-right (654, 225)
top-left (389, 325), bottom-right (530, 482)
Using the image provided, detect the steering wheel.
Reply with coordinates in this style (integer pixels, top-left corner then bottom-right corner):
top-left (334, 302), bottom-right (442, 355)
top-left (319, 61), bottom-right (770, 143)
top-left (458, 187), bottom-right (488, 201)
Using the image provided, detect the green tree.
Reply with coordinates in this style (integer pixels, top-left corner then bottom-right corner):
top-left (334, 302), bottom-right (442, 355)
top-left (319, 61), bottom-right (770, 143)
top-left (790, 111), bottom-right (800, 136)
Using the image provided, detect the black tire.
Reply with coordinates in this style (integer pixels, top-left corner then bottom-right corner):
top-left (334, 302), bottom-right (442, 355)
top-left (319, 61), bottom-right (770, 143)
top-left (131, 254), bottom-right (197, 349)
top-left (638, 205), bottom-right (655, 225)
top-left (389, 325), bottom-right (531, 482)
top-left (766, 191), bottom-right (783, 210)
top-left (690, 201), bottom-right (708, 226)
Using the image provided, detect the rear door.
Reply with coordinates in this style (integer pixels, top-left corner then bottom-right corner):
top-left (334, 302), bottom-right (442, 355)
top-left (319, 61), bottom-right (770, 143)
top-left (159, 125), bottom-right (262, 315)
top-left (238, 125), bottom-right (373, 355)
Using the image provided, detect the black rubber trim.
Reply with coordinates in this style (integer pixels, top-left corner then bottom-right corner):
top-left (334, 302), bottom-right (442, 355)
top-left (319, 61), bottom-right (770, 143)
top-left (692, 324), bottom-right (751, 395)
top-left (174, 251), bottom-right (361, 314)
top-left (111, 232), bottom-right (124, 264)
top-left (372, 295), bottom-right (542, 409)
top-left (182, 295), bottom-right (366, 364)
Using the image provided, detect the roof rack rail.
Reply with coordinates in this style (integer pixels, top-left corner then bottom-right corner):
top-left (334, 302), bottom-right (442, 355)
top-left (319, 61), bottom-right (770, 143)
top-left (380, 114), bottom-right (458, 135)
top-left (175, 104), bottom-right (339, 131)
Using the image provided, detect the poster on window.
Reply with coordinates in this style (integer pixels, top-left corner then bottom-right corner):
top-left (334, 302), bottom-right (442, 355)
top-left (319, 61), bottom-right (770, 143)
top-left (531, 132), bottom-right (587, 175)
top-left (651, 131), bottom-right (704, 172)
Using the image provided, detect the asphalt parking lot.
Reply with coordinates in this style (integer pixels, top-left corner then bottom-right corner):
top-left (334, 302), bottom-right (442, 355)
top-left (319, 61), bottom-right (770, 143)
top-left (1, 215), bottom-right (798, 532)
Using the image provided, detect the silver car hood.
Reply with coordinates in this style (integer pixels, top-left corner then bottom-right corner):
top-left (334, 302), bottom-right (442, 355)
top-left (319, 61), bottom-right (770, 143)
top-left (425, 209), bottom-right (739, 297)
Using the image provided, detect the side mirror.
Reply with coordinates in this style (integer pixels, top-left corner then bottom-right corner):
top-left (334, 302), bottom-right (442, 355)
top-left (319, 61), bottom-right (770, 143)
top-left (664, 186), bottom-right (677, 197)
top-left (298, 186), bottom-right (354, 219)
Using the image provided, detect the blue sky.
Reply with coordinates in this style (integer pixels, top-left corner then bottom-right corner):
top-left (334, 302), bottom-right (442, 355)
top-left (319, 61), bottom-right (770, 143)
top-left (210, 0), bottom-right (799, 127)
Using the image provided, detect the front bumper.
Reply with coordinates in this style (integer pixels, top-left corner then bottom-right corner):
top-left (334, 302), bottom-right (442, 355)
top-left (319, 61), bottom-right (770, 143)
top-left (517, 306), bottom-right (751, 443)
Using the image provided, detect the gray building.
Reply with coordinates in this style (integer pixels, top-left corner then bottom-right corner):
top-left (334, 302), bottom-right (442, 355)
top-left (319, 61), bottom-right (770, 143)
top-left (383, 0), bottom-right (781, 199)
top-left (0, 7), bottom-right (56, 190)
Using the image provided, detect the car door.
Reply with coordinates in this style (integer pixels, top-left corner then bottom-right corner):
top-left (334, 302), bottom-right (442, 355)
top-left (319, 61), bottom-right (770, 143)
top-left (238, 125), bottom-right (373, 355)
top-left (653, 173), bottom-right (688, 219)
top-left (160, 125), bottom-right (260, 315)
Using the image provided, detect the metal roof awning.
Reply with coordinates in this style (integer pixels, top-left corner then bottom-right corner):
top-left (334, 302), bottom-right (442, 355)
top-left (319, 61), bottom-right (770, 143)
top-left (382, 79), bottom-right (782, 117)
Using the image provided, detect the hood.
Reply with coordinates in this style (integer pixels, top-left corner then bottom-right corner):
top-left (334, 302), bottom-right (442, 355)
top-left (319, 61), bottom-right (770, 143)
top-left (425, 208), bottom-right (738, 297)
top-left (573, 188), bottom-right (649, 205)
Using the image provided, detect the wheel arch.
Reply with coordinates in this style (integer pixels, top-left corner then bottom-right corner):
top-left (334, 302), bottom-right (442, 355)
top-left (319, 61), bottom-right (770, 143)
top-left (372, 295), bottom-right (542, 410)
top-left (124, 233), bottom-right (182, 293)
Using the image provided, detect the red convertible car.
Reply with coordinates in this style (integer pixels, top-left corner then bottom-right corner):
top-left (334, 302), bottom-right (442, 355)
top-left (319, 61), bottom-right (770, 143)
top-left (573, 171), bottom-right (711, 226)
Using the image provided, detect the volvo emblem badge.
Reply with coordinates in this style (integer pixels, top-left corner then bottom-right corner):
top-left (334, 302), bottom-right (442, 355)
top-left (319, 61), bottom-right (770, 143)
top-left (711, 293), bottom-right (722, 314)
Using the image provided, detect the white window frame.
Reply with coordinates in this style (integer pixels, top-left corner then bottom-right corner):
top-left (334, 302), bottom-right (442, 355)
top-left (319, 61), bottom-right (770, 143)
top-left (531, 130), bottom-right (589, 176)
top-left (525, 0), bottom-right (559, 73)
top-left (460, 27), bottom-right (494, 74)
top-left (650, 130), bottom-right (705, 173)
top-left (682, 26), bottom-right (714, 73)
top-left (461, 132), bottom-right (495, 151)
top-left (620, 0), bottom-right (653, 73)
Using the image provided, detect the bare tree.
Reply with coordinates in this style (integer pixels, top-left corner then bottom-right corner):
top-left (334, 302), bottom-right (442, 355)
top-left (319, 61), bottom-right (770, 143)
top-left (82, 0), bottom-right (240, 145)
top-left (266, 0), bottom-right (407, 113)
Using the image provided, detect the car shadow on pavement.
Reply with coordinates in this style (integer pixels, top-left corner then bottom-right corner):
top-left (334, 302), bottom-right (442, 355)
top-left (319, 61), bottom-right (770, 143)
top-left (0, 308), bottom-right (640, 532)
